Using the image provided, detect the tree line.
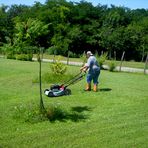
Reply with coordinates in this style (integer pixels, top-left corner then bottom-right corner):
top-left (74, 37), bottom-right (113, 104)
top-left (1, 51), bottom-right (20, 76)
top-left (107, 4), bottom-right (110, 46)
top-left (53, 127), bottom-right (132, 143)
top-left (0, 0), bottom-right (148, 61)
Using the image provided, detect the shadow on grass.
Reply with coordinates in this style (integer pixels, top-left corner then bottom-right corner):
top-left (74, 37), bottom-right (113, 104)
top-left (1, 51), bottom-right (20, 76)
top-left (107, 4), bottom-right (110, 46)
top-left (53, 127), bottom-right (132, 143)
top-left (13, 103), bottom-right (93, 124)
top-left (99, 88), bottom-right (112, 92)
top-left (71, 106), bottom-right (92, 113)
top-left (47, 106), bottom-right (92, 122)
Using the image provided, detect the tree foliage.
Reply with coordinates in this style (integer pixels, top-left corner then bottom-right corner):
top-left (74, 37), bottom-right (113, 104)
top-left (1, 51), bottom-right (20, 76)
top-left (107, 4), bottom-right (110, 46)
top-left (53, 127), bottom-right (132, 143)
top-left (0, 0), bottom-right (148, 61)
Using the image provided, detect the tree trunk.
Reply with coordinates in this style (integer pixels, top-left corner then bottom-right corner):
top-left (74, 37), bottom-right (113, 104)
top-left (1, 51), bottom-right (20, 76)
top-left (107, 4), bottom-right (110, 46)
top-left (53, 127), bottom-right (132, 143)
top-left (39, 48), bottom-right (46, 113)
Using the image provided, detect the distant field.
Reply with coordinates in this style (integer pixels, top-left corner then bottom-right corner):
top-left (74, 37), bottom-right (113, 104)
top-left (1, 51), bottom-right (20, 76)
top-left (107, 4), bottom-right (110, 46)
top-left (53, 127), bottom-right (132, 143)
top-left (0, 58), bottom-right (148, 147)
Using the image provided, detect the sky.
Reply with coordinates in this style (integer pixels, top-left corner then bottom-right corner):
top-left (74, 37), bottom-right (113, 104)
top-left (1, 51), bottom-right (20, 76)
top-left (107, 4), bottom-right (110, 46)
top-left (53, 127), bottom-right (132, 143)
top-left (0, 0), bottom-right (148, 10)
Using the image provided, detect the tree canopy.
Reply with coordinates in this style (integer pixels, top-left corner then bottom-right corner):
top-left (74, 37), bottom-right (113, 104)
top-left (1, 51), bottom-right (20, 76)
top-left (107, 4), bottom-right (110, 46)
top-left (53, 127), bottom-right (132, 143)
top-left (0, 0), bottom-right (148, 61)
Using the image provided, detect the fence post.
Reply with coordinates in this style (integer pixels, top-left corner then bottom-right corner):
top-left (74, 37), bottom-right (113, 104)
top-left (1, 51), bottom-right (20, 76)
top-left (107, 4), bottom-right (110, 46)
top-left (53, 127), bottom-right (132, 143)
top-left (114, 51), bottom-right (116, 60)
top-left (119, 51), bottom-right (125, 72)
top-left (53, 51), bottom-right (56, 63)
top-left (67, 50), bottom-right (69, 65)
top-left (141, 46), bottom-right (145, 62)
top-left (101, 51), bottom-right (103, 55)
top-left (144, 52), bottom-right (148, 74)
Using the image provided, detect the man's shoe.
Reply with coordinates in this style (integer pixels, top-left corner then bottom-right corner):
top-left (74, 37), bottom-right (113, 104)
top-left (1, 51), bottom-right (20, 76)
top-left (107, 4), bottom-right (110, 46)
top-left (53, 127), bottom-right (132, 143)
top-left (85, 83), bottom-right (91, 91)
top-left (93, 85), bottom-right (98, 92)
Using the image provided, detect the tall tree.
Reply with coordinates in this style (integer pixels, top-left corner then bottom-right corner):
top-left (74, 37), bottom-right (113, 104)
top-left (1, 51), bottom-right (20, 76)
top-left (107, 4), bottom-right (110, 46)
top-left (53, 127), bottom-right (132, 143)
top-left (14, 18), bottom-right (49, 111)
top-left (0, 5), bottom-right (8, 45)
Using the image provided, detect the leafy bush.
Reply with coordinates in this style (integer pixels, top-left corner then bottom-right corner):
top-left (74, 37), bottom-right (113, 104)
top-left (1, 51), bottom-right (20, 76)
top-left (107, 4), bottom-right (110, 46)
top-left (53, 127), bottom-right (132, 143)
top-left (1, 44), bottom-right (16, 59)
top-left (68, 51), bottom-right (80, 58)
top-left (47, 46), bottom-right (67, 56)
top-left (51, 57), bottom-right (67, 75)
top-left (99, 53), bottom-right (108, 68)
top-left (33, 72), bottom-right (74, 84)
top-left (80, 52), bottom-right (87, 65)
top-left (7, 52), bottom-right (16, 59)
top-left (96, 52), bottom-right (108, 69)
top-left (1, 44), bottom-right (13, 54)
top-left (21, 46), bottom-right (39, 54)
top-left (1, 43), bottom-right (35, 60)
top-left (0, 46), bottom-right (3, 54)
top-left (47, 46), bottom-right (57, 55)
top-left (33, 57), bottom-right (75, 84)
top-left (16, 54), bottom-right (33, 61)
top-left (109, 60), bottom-right (116, 72)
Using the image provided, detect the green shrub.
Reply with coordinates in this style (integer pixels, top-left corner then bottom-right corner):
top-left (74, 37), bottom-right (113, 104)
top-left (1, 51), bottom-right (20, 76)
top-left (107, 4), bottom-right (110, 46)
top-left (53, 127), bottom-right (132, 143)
top-left (27, 54), bottom-right (33, 61)
top-left (109, 60), bottom-right (116, 72)
top-left (33, 72), bottom-right (74, 84)
top-left (0, 46), bottom-right (3, 54)
top-left (6, 52), bottom-right (16, 59)
top-left (80, 52), bottom-right (87, 65)
top-left (47, 46), bottom-right (57, 55)
top-left (98, 52), bottom-right (108, 69)
top-left (1, 44), bottom-right (34, 61)
top-left (16, 54), bottom-right (33, 61)
top-left (1, 44), bottom-right (14, 54)
top-left (1, 44), bottom-right (16, 59)
top-left (51, 57), bottom-right (67, 75)
top-left (47, 46), bottom-right (65, 55)
top-left (68, 51), bottom-right (80, 58)
top-left (23, 46), bottom-right (39, 54)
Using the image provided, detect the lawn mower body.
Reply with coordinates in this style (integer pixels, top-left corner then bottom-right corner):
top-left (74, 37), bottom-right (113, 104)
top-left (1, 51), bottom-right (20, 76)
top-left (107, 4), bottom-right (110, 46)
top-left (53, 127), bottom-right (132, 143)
top-left (44, 84), bottom-right (71, 97)
top-left (44, 72), bottom-right (85, 97)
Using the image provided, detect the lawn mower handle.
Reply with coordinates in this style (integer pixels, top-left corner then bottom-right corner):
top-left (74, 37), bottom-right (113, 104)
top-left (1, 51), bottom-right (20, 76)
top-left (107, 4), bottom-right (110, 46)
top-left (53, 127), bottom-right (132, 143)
top-left (63, 71), bottom-right (86, 88)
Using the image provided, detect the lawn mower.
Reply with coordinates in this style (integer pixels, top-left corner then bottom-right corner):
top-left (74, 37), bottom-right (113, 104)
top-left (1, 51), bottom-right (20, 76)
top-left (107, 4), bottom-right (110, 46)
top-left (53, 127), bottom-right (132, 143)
top-left (44, 72), bottom-right (85, 97)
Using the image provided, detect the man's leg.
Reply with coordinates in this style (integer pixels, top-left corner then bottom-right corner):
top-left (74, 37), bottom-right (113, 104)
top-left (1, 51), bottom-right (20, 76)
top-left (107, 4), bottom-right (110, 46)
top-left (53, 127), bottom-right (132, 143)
top-left (85, 74), bottom-right (92, 91)
top-left (93, 71), bottom-right (100, 92)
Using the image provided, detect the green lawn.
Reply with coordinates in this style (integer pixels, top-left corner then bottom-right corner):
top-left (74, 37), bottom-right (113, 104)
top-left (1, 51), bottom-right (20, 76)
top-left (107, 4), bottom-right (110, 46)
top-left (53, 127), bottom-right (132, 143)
top-left (0, 58), bottom-right (148, 147)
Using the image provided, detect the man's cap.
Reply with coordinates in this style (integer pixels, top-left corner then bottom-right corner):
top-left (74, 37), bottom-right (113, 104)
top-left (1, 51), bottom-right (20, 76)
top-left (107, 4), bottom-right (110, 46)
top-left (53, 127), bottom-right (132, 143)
top-left (86, 51), bottom-right (93, 56)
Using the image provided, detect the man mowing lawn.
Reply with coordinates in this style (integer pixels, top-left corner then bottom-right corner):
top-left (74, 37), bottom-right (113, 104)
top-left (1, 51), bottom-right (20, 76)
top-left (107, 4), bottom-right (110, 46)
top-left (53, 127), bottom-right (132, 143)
top-left (80, 51), bottom-right (100, 92)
